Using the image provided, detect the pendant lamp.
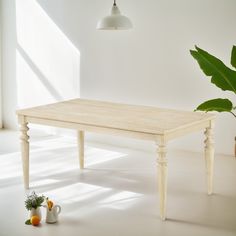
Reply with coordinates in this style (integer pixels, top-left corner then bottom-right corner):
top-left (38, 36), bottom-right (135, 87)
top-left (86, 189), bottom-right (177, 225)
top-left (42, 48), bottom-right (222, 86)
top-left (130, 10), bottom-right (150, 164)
top-left (97, 0), bottom-right (133, 30)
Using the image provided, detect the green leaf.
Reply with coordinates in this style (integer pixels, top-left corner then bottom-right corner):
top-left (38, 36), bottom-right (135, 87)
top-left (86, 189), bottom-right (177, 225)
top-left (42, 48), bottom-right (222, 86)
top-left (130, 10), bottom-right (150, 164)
top-left (25, 219), bottom-right (31, 225)
top-left (231, 45), bottom-right (236, 69)
top-left (25, 191), bottom-right (45, 211)
top-left (195, 98), bottom-right (233, 112)
top-left (190, 46), bottom-right (236, 94)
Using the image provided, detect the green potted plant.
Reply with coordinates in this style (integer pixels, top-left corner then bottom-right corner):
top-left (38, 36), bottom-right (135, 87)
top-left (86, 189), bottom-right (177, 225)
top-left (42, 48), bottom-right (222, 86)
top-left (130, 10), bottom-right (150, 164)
top-left (25, 191), bottom-right (45, 221)
top-left (190, 45), bottom-right (236, 156)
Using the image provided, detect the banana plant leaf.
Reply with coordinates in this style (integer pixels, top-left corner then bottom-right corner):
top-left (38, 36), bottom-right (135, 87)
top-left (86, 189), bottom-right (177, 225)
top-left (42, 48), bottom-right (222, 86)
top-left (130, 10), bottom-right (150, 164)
top-left (231, 45), bottom-right (236, 69)
top-left (195, 98), bottom-right (233, 112)
top-left (190, 46), bottom-right (236, 94)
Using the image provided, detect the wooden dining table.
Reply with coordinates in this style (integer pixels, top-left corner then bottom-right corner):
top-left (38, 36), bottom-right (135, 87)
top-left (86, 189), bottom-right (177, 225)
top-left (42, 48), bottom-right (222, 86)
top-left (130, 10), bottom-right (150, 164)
top-left (16, 98), bottom-right (215, 220)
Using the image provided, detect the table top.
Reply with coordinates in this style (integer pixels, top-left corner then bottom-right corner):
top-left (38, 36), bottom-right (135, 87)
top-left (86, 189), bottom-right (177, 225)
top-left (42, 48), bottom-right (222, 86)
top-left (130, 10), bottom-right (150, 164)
top-left (17, 98), bottom-right (215, 135)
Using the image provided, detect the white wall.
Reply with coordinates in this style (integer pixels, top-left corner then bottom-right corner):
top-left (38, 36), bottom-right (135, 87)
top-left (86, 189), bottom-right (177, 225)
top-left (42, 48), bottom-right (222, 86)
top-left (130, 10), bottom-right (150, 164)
top-left (0, 0), bottom-right (2, 128)
top-left (1, 0), bottom-right (17, 129)
top-left (1, 0), bottom-right (80, 131)
top-left (1, 0), bottom-right (236, 155)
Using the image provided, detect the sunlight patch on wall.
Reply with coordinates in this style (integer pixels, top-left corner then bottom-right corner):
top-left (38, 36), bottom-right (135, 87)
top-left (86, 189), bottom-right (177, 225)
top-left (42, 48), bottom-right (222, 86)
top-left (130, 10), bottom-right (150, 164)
top-left (15, 0), bottom-right (80, 109)
top-left (16, 50), bottom-right (55, 106)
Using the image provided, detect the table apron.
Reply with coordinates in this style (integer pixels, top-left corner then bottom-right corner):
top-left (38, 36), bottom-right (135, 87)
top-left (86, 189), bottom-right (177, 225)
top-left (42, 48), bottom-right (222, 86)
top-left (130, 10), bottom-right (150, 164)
top-left (23, 116), bottom-right (213, 143)
top-left (25, 116), bottom-right (159, 141)
top-left (165, 120), bottom-right (212, 141)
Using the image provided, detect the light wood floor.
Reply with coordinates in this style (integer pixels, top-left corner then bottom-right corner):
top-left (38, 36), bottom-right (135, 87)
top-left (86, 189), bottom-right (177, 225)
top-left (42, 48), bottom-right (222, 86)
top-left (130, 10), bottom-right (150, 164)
top-left (0, 131), bottom-right (235, 236)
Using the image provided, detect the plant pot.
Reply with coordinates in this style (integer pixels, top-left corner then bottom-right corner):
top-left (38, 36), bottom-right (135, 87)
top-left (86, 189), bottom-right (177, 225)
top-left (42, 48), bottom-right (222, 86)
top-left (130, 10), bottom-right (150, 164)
top-left (30, 207), bottom-right (42, 221)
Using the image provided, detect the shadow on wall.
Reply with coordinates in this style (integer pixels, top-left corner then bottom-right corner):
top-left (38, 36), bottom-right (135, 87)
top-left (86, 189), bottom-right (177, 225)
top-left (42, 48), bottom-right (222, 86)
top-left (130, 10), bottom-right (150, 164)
top-left (15, 0), bottom-right (80, 109)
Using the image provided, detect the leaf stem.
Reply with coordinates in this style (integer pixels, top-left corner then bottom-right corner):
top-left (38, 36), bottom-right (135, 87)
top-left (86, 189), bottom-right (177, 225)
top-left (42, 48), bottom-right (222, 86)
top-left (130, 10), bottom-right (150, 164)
top-left (230, 111), bottom-right (236, 119)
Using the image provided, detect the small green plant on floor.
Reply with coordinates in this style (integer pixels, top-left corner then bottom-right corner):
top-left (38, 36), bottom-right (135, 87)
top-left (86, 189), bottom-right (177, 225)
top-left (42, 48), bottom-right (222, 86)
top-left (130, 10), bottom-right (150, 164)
top-left (190, 45), bottom-right (236, 119)
top-left (25, 191), bottom-right (45, 210)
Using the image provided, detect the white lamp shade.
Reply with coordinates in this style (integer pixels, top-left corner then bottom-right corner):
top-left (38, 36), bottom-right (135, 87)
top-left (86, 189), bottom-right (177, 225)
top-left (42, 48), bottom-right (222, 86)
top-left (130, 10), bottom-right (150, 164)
top-left (97, 4), bottom-right (132, 30)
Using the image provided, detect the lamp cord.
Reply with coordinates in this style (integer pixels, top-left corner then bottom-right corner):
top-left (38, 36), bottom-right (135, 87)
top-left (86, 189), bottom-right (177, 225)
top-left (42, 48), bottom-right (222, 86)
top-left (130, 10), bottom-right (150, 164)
top-left (113, 0), bottom-right (116, 6)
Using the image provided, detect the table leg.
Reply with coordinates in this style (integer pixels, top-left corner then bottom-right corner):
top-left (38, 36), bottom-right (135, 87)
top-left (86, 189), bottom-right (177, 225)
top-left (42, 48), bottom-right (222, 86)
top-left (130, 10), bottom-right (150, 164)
top-left (77, 131), bottom-right (84, 169)
top-left (157, 140), bottom-right (168, 220)
top-left (20, 122), bottom-right (30, 189)
top-left (204, 121), bottom-right (215, 195)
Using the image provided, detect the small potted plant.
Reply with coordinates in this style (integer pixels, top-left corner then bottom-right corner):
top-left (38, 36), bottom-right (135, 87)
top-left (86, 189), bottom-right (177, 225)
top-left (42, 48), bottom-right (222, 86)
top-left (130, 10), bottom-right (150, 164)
top-left (25, 191), bottom-right (45, 221)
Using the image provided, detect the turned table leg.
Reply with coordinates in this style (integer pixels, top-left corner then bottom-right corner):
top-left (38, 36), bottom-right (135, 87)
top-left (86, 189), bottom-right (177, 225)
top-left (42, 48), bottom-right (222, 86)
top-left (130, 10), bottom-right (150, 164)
top-left (20, 122), bottom-right (30, 189)
top-left (204, 121), bottom-right (215, 195)
top-left (157, 140), bottom-right (168, 220)
top-left (77, 131), bottom-right (84, 169)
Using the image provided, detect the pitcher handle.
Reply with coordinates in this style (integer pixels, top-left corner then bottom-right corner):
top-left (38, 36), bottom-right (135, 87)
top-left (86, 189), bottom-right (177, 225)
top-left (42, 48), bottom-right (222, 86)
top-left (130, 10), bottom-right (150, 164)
top-left (54, 205), bottom-right (61, 215)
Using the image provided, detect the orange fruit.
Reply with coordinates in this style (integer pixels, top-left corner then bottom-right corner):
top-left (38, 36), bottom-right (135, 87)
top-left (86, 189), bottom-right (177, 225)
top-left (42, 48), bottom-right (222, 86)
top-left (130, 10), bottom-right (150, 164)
top-left (30, 215), bottom-right (40, 226)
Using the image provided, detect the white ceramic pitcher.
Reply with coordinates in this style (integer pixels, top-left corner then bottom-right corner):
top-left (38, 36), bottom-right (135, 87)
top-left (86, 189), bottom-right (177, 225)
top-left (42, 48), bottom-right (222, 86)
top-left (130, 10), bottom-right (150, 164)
top-left (45, 205), bottom-right (61, 224)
